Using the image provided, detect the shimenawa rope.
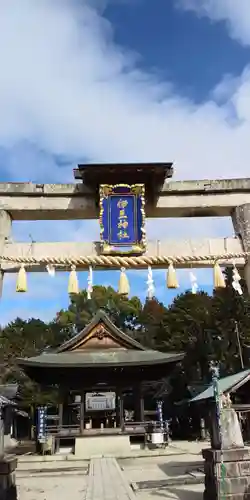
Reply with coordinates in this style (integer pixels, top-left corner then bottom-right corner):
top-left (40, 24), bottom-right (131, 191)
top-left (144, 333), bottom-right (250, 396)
top-left (0, 251), bottom-right (248, 269)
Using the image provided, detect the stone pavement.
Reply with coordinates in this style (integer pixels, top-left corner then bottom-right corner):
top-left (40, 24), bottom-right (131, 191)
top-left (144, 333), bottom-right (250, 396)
top-left (85, 457), bottom-right (136, 500)
top-left (16, 441), bottom-right (207, 499)
top-left (17, 474), bottom-right (87, 500)
top-left (136, 483), bottom-right (203, 500)
top-left (119, 444), bottom-right (205, 500)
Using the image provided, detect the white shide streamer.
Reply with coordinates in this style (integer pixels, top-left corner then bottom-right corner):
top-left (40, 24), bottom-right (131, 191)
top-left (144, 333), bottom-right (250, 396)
top-left (46, 264), bottom-right (55, 277)
top-left (147, 266), bottom-right (155, 299)
top-left (189, 271), bottom-right (198, 294)
top-left (232, 265), bottom-right (243, 295)
top-left (87, 265), bottom-right (93, 300)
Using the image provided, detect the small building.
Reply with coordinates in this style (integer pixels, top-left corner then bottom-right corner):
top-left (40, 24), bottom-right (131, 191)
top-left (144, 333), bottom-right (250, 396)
top-left (190, 368), bottom-right (250, 444)
top-left (18, 309), bottom-right (184, 456)
top-left (0, 384), bottom-right (29, 450)
top-left (0, 392), bottom-right (16, 451)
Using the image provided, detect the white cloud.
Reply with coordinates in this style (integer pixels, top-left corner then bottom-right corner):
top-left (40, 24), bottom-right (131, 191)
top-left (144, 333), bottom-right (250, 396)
top-left (176, 0), bottom-right (250, 46)
top-left (0, 0), bottom-right (250, 180)
top-left (0, 0), bottom-right (249, 321)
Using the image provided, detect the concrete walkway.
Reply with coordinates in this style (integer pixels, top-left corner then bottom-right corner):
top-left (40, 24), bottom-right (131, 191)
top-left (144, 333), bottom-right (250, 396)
top-left (85, 457), bottom-right (136, 500)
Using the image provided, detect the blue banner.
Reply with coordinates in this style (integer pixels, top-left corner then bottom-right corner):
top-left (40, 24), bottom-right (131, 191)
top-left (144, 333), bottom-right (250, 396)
top-left (37, 405), bottom-right (47, 441)
top-left (100, 184), bottom-right (145, 252)
top-left (156, 400), bottom-right (164, 430)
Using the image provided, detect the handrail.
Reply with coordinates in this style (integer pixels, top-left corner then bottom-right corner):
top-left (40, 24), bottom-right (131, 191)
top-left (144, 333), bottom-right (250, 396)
top-left (46, 424), bottom-right (80, 434)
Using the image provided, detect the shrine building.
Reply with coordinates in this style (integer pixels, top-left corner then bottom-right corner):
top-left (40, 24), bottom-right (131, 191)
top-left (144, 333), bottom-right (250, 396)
top-left (18, 309), bottom-right (184, 457)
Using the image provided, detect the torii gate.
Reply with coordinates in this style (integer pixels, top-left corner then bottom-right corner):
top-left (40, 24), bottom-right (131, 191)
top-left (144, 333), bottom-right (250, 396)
top-left (0, 162), bottom-right (249, 295)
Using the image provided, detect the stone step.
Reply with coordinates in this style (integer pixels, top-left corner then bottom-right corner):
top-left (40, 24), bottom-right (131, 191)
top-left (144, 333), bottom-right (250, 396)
top-left (132, 472), bottom-right (205, 491)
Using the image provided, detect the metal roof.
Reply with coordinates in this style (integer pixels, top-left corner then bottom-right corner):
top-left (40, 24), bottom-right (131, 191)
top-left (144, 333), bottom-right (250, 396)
top-left (0, 394), bottom-right (16, 406)
top-left (18, 349), bottom-right (184, 369)
top-left (14, 408), bottom-right (28, 418)
top-left (190, 369), bottom-right (250, 403)
top-left (0, 384), bottom-right (18, 400)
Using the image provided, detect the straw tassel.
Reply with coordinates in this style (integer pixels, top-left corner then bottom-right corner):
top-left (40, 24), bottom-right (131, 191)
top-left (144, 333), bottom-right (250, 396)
top-left (68, 265), bottom-right (79, 294)
top-left (16, 264), bottom-right (27, 293)
top-left (213, 262), bottom-right (226, 289)
top-left (167, 263), bottom-right (179, 289)
top-left (118, 267), bottom-right (130, 296)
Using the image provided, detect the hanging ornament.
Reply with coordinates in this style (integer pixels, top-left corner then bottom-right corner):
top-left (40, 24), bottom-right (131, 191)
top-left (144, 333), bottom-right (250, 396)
top-left (232, 265), bottom-right (243, 295)
top-left (46, 264), bottom-right (55, 277)
top-left (68, 265), bottom-right (79, 294)
top-left (189, 271), bottom-right (198, 294)
top-left (167, 263), bottom-right (179, 289)
top-left (213, 262), bottom-right (226, 289)
top-left (147, 266), bottom-right (155, 300)
top-left (118, 267), bottom-right (130, 296)
top-left (16, 264), bottom-right (27, 293)
top-left (87, 265), bottom-right (93, 300)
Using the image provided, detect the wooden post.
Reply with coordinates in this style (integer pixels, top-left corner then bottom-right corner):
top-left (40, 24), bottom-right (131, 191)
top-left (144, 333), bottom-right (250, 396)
top-left (115, 388), bottom-right (124, 428)
top-left (30, 405), bottom-right (35, 440)
top-left (80, 392), bottom-right (85, 435)
top-left (56, 396), bottom-right (64, 454)
top-left (140, 390), bottom-right (145, 422)
top-left (119, 390), bottom-right (124, 430)
top-left (115, 390), bottom-right (120, 427)
top-left (0, 211), bottom-right (12, 298)
top-left (58, 403), bottom-right (63, 429)
top-left (0, 404), bottom-right (4, 457)
top-left (134, 383), bottom-right (144, 422)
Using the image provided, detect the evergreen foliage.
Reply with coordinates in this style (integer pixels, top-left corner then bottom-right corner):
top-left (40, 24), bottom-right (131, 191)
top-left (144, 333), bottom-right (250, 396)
top-left (1, 272), bottom-right (250, 405)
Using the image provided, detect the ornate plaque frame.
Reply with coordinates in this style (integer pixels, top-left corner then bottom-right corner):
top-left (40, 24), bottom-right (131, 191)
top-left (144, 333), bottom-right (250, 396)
top-left (99, 183), bottom-right (146, 255)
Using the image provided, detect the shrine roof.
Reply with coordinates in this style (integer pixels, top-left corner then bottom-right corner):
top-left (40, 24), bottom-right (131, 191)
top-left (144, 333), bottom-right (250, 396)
top-left (73, 162), bottom-right (173, 194)
top-left (190, 369), bottom-right (250, 403)
top-left (18, 310), bottom-right (184, 370)
top-left (18, 349), bottom-right (184, 369)
top-left (56, 309), bottom-right (146, 353)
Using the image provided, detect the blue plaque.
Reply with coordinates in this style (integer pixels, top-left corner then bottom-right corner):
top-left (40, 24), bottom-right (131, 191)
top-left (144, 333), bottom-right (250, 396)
top-left (99, 184), bottom-right (146, 254)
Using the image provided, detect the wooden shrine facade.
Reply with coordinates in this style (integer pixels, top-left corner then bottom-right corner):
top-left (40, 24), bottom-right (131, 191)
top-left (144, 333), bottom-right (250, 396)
top-left (18, 310), bottom-right (184, 440)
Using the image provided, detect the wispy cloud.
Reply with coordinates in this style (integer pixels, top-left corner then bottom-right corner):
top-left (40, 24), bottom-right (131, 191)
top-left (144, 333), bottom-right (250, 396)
top-left (176, 0), bottom-right (250, 46)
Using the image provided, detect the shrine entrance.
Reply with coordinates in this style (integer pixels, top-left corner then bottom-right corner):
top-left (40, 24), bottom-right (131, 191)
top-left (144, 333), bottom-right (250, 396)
top-left (2, 161), bottom-right (250, 457)
top-left (0, 162), bottom-right (248, 296)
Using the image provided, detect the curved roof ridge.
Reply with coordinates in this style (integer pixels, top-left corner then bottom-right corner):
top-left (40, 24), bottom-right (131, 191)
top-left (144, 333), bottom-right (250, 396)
top-left (57, 309), bottom-right (146, 353)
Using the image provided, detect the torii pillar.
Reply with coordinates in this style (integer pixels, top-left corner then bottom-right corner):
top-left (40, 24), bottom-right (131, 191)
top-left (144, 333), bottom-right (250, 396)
top-left (0, 211), bottom-right (12, 297)
top-left (232, 204), bottom-right (250, 293)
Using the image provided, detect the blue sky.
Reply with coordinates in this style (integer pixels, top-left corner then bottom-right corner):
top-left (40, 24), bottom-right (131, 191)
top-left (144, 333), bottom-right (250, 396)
top-left (0, 0), bottom-right (249, 324)
top-left (106, 0), bottom-right (250, 102)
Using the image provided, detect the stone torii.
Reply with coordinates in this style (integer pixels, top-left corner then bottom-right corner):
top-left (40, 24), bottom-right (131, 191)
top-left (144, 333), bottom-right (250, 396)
top-left (0, 162), bottom-right (250, 295)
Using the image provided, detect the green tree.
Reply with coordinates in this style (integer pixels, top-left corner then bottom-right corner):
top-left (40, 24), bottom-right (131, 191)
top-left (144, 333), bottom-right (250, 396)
top-left (161, 291), bottom-right (213, 382)
top-left (211, 267), bottom-right (250, 374)
top-left (136, 297), bottom-right (167, 348)
top-left (56, 285), bottom-right (143, 334)
top-left (0, 317), bottom-right (62, 404)
top-left (2, 272), bottom-right (250, 408)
